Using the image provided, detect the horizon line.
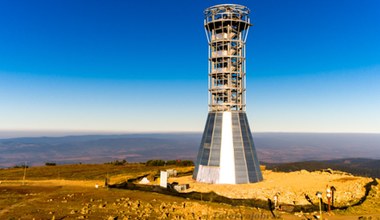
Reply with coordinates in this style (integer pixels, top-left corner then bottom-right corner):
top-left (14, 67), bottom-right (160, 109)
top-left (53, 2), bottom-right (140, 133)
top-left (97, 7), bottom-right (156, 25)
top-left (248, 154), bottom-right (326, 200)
top-left (1, 129), bottom-right (380, 139)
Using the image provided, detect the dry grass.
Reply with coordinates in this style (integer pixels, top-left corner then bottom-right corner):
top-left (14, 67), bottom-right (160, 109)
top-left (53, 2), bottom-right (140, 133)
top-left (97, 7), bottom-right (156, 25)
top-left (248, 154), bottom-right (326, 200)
top-left (0, 163), bottom-right (180, 181)
top-left (1, 164), bottom-right (379, 219)
top-left (0, 180), bottom-right (272, 219)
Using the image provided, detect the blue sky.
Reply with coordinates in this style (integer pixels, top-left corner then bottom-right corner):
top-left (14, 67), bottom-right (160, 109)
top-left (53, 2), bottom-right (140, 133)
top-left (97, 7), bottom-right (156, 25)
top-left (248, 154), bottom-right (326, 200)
top-left (0, 0), bottom-right (379, 134)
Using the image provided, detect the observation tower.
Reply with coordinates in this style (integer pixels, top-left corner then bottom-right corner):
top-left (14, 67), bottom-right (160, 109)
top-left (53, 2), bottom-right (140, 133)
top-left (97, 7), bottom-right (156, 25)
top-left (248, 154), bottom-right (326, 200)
top-left (193, 4), bottom-right (263, 184)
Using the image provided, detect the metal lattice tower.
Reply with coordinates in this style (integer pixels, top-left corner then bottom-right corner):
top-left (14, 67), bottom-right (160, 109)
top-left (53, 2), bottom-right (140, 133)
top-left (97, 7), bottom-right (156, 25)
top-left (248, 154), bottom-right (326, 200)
top-left (205, 4), bottom-right (250, 112)
top-left (193, 4), bottom-right (263, 184)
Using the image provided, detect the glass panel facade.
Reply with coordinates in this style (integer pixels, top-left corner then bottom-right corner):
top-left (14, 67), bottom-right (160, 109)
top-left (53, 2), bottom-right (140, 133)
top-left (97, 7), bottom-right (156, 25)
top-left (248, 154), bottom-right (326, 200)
top-left (193, 113), bottom-right (215, 179)
top-left (239, 113), bottom-right (263, 182)
top-left (209, 113), bottom-right (222, 166)
top-left (232, 113), bottom-right (248, 183)
top-left (194, 112), bottom-right (262, 183)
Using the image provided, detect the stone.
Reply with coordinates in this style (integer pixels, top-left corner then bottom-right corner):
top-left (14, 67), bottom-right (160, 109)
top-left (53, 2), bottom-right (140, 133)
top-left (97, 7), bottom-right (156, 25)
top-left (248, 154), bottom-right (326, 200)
top-left (81, 208), bottom-right (89, 214)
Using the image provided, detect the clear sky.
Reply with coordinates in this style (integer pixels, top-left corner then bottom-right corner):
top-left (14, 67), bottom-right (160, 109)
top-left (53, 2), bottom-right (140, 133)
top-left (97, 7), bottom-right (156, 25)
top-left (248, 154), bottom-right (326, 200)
top-left (0, 0), bottom-right (379, 134)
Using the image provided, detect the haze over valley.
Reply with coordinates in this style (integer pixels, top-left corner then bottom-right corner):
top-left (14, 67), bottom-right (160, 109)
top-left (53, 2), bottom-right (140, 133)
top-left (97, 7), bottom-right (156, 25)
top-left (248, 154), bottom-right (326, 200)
top-left (1, 132), bottom-right (379, 168)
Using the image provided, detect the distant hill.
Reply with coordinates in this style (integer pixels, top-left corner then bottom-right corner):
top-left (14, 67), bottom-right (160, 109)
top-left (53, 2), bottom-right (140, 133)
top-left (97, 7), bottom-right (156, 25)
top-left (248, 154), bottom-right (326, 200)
top-left (263, 158), bottom-right (380, 178)
top-left (253, 133), bottom-right (380, 163)
top-left (0, 133), bottom-right (200, 167)
top-left (0, 132), bottom-right (379, 168)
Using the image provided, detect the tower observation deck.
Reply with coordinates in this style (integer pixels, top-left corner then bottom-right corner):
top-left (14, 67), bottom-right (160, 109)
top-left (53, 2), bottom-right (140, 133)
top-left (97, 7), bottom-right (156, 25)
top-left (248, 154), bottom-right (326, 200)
top-left (193, 4), bottom-right (263, 184)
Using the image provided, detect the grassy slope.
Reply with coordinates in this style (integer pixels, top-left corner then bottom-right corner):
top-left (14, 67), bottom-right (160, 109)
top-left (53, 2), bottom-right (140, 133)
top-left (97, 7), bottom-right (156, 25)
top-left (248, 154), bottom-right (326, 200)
top-left (0, 163), bottom-right (188, 181)
top-left (0, 164), bottom-right (272, 220)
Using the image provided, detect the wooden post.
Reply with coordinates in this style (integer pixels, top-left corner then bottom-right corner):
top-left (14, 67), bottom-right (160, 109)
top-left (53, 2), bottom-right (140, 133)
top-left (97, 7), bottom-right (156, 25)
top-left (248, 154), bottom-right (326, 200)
top-left (326, 185), bottom-right (332, 212)
top-left (22, 161), bottom-right (27, 185)
top-left (331, 186), bottom-right (336, 207)
top-left (316, 191), bottom-right (323, 220)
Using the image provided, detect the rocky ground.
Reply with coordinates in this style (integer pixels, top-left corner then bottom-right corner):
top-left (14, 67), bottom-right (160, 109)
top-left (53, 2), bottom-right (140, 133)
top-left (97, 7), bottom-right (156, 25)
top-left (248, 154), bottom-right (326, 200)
top-left (170, 170), bottom-right (373, 207)
top-left (1, 165), bottom-right (380, 219)
top-left (0, 181), bottom-right (272, 219)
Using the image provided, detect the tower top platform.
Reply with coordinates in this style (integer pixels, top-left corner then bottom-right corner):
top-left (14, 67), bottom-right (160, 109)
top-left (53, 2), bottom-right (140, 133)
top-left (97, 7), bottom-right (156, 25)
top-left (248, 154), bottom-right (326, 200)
top-left (204, 4), bottom-right (250, 16)
top-left (204, 4), bottom-right (251, 34)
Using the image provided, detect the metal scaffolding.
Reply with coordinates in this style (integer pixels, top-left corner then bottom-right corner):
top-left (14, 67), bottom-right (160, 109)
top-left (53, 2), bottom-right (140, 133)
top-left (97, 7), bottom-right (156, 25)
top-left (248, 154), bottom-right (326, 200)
top-left (204, 4), bottom-right (251, 112)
